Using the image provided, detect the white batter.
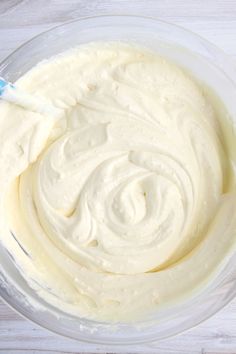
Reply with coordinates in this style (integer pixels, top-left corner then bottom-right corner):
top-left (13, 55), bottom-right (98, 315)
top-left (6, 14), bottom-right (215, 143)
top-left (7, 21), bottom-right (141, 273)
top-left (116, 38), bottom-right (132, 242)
top-left (0, 42), bottom-right (236, 321)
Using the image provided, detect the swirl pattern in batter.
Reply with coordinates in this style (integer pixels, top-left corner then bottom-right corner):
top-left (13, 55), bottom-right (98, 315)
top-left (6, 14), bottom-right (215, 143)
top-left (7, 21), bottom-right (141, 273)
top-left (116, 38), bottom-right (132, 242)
top-left (0, 42), bottom-right (236, 321)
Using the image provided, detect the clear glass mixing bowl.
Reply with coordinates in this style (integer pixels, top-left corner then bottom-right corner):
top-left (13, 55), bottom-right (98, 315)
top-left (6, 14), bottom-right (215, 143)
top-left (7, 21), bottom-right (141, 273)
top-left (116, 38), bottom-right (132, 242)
top-left (1, 15), bottom-right (236, 345)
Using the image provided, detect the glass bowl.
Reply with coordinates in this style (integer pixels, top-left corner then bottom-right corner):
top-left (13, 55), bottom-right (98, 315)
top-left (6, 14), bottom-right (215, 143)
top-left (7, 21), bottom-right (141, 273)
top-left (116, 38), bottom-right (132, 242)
top-left (1, 15), bottom-right (236, 345)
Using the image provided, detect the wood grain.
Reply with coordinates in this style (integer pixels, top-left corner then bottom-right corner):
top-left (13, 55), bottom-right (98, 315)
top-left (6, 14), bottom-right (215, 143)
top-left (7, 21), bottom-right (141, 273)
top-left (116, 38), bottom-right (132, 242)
top-left (1, 0), bottom-right (236, 353)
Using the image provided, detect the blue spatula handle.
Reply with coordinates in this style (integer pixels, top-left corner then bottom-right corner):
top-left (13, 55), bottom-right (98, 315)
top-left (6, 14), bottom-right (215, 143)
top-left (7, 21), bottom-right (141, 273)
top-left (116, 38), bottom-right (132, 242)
top-left (0, 77), bottom-right (14, 97)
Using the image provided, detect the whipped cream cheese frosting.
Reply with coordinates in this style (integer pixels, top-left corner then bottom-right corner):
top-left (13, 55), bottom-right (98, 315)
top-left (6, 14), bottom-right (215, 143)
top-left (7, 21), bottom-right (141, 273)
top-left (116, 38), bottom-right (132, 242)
top-left (0, 42), bottom-right (236, 321)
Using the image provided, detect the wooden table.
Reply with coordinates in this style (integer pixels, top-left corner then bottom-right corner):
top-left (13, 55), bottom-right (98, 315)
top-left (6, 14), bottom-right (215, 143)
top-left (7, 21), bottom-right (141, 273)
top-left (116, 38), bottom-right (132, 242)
top-left (1, 1), bottom-right (236, 353)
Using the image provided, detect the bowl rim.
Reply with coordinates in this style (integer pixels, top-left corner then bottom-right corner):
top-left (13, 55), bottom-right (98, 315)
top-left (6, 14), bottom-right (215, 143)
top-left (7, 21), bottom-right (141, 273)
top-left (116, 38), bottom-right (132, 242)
top-left (0, 13), bottom-right (232, 71)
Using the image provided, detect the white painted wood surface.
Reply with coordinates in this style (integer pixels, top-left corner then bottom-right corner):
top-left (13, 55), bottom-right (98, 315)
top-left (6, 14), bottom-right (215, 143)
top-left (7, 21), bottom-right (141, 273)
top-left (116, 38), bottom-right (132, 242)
top-left (1, 1), bottom-right (236, 353)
